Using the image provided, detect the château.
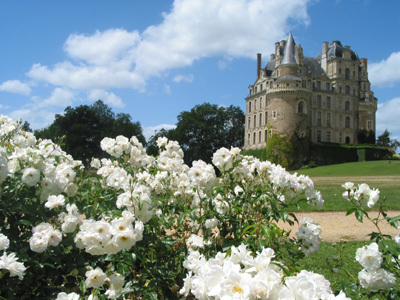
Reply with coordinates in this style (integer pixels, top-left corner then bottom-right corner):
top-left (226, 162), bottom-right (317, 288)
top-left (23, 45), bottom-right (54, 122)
top-left (244, 33), bottom-right (377, 150)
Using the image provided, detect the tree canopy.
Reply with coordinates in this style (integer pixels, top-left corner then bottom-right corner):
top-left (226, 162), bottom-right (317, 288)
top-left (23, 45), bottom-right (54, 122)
top-left (153, 102), bottom-right (244, 165)
top-left (34, 100), bottom-right (145, 163)
top-left (376, 129), bottom-right (400, 151)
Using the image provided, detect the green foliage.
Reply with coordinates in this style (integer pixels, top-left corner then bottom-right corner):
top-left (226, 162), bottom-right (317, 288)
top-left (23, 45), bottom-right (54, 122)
top-left (357, 129), bottom-right (375, 144)
top-left (34, 100), bottom-right (145, 163)
top-left (376, 129), bottom-right (400, 151)
top-left (172, 102), bottom-right (244, 165)
top-left (266, 132), bottom-right (294, 169)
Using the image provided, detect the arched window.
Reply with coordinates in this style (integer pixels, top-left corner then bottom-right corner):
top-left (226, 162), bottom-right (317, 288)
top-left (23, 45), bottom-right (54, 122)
top-left (253, 132), bottom-right (256, 144)
top-left (259, 113), bottom-right (262, 126)
top-left (345, 85), bottom-right (350, 94)
top-left (345, 136), bottom-right (350, 144)
top-left (249, 101), bottom-right (252, 112)
top-left (297, 100), bottom-right (306, 114)
top-left (345, 116), bottom-right (350, 128)
top-left (345, 101), bottom-right (350, 111)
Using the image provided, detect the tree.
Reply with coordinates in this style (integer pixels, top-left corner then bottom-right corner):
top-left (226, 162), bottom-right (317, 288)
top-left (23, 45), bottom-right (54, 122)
top-left (172, 102), bottom-right (244, 165)
top-left (34, 100), bottom-right (145, 163)
top-left (376, 129), bottom-right (400, 151)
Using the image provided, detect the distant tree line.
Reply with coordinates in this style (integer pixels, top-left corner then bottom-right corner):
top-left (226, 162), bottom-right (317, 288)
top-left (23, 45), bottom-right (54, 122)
top-left (33, 101), bottom-right (245, 165)
top-left (34, 100), bottom-right (145, 163)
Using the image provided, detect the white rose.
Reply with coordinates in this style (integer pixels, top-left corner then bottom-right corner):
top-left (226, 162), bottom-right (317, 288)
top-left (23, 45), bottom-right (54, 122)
top-left (85, 267), bottom-right (107, 289)
top-left (21, 167), bottom-right (40, 186)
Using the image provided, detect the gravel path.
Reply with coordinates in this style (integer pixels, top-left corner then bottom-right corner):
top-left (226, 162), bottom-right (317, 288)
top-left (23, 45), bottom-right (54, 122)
top-left (279, 176), bottom-right (400, 242)
top-left (279, 210), bottom-right (400, 242)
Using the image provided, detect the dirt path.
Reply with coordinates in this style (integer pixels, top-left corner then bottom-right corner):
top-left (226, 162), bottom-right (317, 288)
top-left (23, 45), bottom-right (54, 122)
top-left (280, 175), bottom-right (400, 242)
top-left (279, 210), bottom-right (400, 242)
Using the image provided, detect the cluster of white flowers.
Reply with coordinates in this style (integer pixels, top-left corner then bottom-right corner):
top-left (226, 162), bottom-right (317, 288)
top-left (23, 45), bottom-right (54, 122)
top-left (82, 266), bottom-right (125, 299)
top-left (213, 147), bottom-right (324, 210)
top-left (296, 217), bottom-right (322, 256)
top-left (29, 222), bottom-right (62, 253)
top-left (355, 242), bottom-right (396, 290)
top-left (58, 203), bottom-right (81, 233)
top-left (74, 212), bottom-right (143, 255)
top-left (0, 232), bottom-right (26, 280)
top-left (55, 292), bottom-right (80, 300)
top-left (180, 243), bottom-right (348, 299)
top-left (342, 182), bottom-right (380, 208)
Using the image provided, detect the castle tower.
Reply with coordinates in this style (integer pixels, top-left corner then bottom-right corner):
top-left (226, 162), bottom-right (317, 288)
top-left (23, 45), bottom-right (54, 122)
top-left (267, 32), bottom-right (312, 142)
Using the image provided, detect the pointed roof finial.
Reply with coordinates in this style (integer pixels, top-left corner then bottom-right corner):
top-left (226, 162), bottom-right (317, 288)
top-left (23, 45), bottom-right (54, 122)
top-left (280, 32), bottom-right (297, 65)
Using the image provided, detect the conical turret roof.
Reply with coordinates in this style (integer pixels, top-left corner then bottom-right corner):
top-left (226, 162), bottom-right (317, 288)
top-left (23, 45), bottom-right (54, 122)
top-left (280, 32), bottom-right (297, 65)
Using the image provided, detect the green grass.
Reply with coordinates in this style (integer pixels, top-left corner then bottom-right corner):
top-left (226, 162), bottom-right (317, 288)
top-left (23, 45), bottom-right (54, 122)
top-left (287, 160), bottom-right (400, 211)
top-left (294, 160), bottom-right (400, 177)
top-left (295, 241), bottom-right (366, 298)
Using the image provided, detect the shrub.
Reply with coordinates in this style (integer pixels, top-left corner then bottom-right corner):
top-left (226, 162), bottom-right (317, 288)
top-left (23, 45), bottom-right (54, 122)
top-left (1, 115), bottom-right (399, 299)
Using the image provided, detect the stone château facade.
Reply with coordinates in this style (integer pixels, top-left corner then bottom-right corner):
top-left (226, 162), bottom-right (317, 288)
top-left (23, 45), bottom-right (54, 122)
top-left (244, 33), bottom-right (377, 150)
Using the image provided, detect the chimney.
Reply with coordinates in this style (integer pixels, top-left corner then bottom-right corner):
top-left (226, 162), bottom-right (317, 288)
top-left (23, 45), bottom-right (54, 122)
top-left (361, 58), bottom-right (368, 68)
top-left (280, 40), bottom-right (286, 47)
top-left (257, 53), bottom-right (262, 78)
top-left (322, 41), bottom-right (328, 54)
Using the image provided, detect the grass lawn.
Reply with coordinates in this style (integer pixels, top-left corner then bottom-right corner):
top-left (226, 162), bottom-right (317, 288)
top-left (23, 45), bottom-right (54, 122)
top-left (294, 160), bottom-right (400, 177)
top-left (288, 160), bottom-right (400, 211)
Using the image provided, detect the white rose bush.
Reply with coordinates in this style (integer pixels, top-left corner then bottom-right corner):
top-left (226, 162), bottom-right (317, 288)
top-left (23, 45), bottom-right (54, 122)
top-left (0, 114), bottom-right (399, 299)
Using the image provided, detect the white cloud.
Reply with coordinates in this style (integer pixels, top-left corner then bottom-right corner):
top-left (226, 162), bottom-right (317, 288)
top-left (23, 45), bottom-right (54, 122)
top-left (0, 80), bottom-right (31, 95)
top-left (37, 87), bottom-right (75, 108)
top-left (87, 89), bottom-right (124, 108)
top-left (173, 74), bottom-right (194, 83)
top-left (25, 0), bottom-right (310, 92)
top-left (164, 84), bottom-right (172, 95)
top-left (9, 108), bottom-right (59, 130)
top-left (376, 97), bottom-right (400, 135)
top-left (143, 123), bottom-right (176, 141)
top-left (369, 52), bottom-right (400, 87)
top-left (64, 28), bottom-right (141, 67)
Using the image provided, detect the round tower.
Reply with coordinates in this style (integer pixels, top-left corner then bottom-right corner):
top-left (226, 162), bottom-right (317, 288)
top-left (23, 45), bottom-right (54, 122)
top-left (267, 33), bottom-right (312, 142)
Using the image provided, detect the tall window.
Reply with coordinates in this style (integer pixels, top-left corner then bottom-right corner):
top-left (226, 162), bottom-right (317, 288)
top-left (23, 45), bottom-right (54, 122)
top-left (317, 112), bottom-right (322, 126)
top-left (345, 68), bottom-right (350, 80)
top-left (253, 132), bottom-right (256, 144)
top-left (326, 83), bottom-right (330, 91)
top-left (317, 130), bottom-right (321, 142)
top-left (259, 131), bottom-right (261, 144)
top-left (254, 115), bottom-right (257, 128)
top-left (367, 120), bottom-right (373, 130)
top-left (327, 113), bottom-right (331, 127)
top-left (249, 101), bottom-right (252, 112)
top-left (265, 111), bottom-right (268, 124)
top-left (259, 113), bottom-right (262, 126)
top-left (316, 81), bottom-right (321, 89)
top-left (345, 85), bottom-right (350, 94)
top-left (345, 116), bottom-right (350, 128)
top-left (255, 100), bottom-right (257, 111)
top-left (260, 97), bottom-right (263, 109)
top-left (345, 101), bottom-right (350, 111)
top-left (326, 131), bottom-right (331, 142)
top-left (317, 95), bottom-right (322, 108)
top-left (298, 101), bottom-right (304, 114)
top-left (248, 117), bottom-right (251, 128)
top-left (326, 97), bottom-right (331, 109)
top-left (248, 134), bottom-right (250, 145)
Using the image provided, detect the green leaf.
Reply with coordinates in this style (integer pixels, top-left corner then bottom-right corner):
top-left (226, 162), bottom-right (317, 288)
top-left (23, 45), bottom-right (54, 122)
top-left (355, 210), bottom-right (364, 222)
top-left (386, 215), bottom-right (400, 228)
top-left (18, 219), bottom-right (32, 226)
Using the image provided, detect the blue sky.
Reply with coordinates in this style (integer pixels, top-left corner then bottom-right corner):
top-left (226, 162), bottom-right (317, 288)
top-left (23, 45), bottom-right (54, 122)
top-left (1, 0), bottom-right (400, 142)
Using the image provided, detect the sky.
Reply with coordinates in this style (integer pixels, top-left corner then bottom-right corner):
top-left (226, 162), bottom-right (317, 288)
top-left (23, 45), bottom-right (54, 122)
top-left (1, 0), bottom-right (400, 143)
